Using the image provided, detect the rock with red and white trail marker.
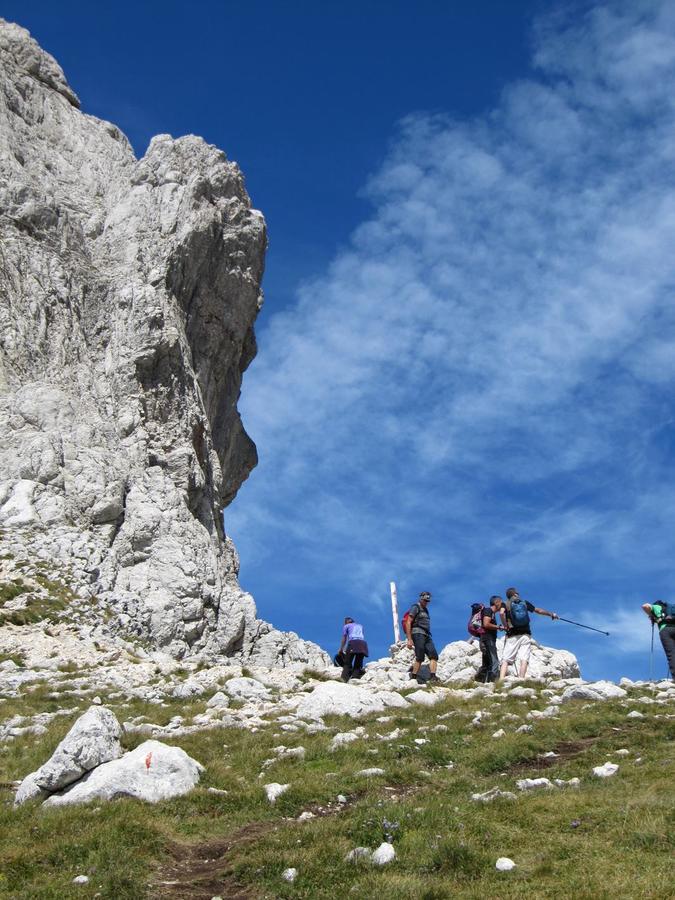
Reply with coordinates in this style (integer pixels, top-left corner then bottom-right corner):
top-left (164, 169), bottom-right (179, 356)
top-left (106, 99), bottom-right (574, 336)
top-left (42, 740), bottom-right (203, 806)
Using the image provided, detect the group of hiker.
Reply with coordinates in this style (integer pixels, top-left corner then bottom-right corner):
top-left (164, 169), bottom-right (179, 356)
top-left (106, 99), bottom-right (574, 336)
top-left (335, 587), bottom-right (558, 684)
top-left (467, 590), bottom-right (558, 683)
top-left (336, 589), bottom-right (675, 685)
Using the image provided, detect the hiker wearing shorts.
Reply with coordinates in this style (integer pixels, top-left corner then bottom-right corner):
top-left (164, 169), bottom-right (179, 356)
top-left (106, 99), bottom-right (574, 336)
top-left (405, 591), bottom-right (440, 685)
top-left (339, 617), bottom-right (369, 682)
top-left (642, 600), bottom-right (675, 681)
top-left (499, 587), bottom-right (558, 679)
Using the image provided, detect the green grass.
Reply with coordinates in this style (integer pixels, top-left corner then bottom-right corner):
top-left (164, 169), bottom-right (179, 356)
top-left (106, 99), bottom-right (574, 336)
top-left (0, 683), bottom-right (672, 898)
top-left (0, 652), bottom-right (25, 668)
top-left (0, 579), bottom-right (29, 607)
top-left (0, 572), bottom-right (78, 626)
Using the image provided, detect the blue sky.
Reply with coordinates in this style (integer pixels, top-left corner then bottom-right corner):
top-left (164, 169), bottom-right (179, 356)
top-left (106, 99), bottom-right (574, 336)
top-left (6, 1), bottom-right (675, 681)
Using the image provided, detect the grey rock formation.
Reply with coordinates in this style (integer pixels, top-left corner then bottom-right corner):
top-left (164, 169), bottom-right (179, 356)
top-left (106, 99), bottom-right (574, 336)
top-left (0, 19), bottom-right (328, 666)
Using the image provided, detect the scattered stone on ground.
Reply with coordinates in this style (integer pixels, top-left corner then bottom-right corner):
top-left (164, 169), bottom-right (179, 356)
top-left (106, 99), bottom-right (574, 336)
top-left (471, 787), bottom-right (517, 803)
top-left (371, 843), bottom-right (396, 865)
top-left (516, 777), bottom-right (554, 791)
top-left (264, 782), bottom-right (290, 804)
top-left (496, 857), bottom-right (516, 872)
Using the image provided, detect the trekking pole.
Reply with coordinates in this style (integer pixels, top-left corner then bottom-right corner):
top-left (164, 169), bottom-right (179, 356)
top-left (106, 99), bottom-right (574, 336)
top-left (555, 616), bottom-right (610, 636)
top-left (649, 621), bottom-right (654, 682)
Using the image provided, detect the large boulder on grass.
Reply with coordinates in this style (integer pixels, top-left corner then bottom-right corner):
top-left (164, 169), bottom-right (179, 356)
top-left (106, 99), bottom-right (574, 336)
top-left (293, 680), bottom-right (407, 721)
top-left (15, 706), bottom-right (122, 805)
top-left (43, 740), bottom-right (204, 806)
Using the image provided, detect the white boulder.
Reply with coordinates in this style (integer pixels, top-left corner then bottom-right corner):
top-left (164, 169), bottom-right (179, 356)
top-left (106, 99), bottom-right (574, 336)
top-left (406, 689), bottom-right (448, 706)
top-left (516, 777), bottom-right (554, 791)
top-left (496, 857), bottom-right (516, 871)
top-left (264, 782), bottom-right (289, 804)
top-left (15, 706), bottom-right (122, 804)
top-left (330, 732), bottom-right (361, 751)
top-left (206, 691), bottom-right (230, 709)
top-left (561, 681), bottom-right (627, 703)
top-left (43, 740), bottom-right (203, 806)
top-left (224, 677), bottom-right (271, 701)
top-left (371, 842), bottom-right (396, 865)
top-left (293, 681), bottom-right (405, 721)
top-left (592, 762), bottom-right (619, 778)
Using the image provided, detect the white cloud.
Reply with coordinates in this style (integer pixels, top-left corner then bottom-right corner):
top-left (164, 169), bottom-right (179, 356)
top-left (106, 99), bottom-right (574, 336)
top-left (228, 1), bottom-right (675, 675)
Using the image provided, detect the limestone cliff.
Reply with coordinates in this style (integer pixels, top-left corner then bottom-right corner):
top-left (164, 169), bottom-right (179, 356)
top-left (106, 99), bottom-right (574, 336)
top-left (0, 19), bottom-right (328, 667)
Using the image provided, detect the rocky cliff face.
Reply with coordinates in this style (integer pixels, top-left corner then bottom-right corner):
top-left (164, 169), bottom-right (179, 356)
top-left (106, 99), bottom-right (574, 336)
top-left (0, 19), bottom-right (328, 667)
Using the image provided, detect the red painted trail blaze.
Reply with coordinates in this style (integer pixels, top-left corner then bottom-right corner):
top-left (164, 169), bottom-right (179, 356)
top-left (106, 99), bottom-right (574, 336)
top-left (145, 752), bottom-right (153, 771)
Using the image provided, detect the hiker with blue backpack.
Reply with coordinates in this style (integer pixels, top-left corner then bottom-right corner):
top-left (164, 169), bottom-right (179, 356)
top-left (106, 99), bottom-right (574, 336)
top-left (641, 600), bottom-right (675, 681)
top-left (498, 587), bottom-right (558, 679)
top-left (468, 595), bottom-right (506, 682)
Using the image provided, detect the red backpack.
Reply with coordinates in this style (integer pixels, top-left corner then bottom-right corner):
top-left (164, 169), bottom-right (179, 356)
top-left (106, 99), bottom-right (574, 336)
top-left (401, 606), bottom-right (416, 636)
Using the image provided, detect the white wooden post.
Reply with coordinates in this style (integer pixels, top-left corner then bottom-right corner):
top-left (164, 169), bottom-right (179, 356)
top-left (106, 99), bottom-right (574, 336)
top-left (390, 581), bottom-right (401, 644)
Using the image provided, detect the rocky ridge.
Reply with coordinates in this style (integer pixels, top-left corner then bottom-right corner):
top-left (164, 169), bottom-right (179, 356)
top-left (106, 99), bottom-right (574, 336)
top-left (0, 19), bottom-right (325, 666)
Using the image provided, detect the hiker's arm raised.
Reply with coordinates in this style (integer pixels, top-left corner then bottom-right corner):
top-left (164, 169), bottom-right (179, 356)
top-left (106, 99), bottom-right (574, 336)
top-left (642, 603), bottom-right (654, 620)
top-left (533, 606), bottom-right (558, 619)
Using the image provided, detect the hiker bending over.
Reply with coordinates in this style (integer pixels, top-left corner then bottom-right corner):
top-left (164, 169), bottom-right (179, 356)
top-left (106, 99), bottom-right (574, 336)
top-left (642, 600), bottom-right (675, 681)
top-left (405, 591), bottom-right (440, 685)
top-left (472, 596), bottom-right (505, 683)
top-left (499, 587), bottom-right (558, 680)
top-left (339, 617), bottom-right (369, 682)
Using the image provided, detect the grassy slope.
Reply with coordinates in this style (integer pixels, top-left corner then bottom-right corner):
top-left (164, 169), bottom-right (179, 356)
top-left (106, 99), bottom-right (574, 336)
top-left (0, 681), bottom-right (673, 899)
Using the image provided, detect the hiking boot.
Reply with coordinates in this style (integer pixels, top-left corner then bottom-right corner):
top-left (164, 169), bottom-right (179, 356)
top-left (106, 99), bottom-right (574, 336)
top-left (408, 670), bottom-right (417, 680)
top-left (429, 674), bottom-right (441, 684)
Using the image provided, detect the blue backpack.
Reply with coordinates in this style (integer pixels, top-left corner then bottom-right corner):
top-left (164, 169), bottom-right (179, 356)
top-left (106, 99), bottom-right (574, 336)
top-left (508, 597), bottom-right (530, 629)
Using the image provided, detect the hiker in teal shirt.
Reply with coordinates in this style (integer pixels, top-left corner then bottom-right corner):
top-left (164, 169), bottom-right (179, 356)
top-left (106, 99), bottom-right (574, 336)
top-left (642, 600), bottom-right (675, 681)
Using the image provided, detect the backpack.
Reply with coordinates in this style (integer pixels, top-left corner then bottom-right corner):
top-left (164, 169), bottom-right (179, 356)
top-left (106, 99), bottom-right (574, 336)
top-left (657, 600), bottom-right (675, 625)
top-left (401, 604), bottom-right (419, 636)
top-left (467, 603), bottom-right (486, 637)
top-left (508, 597), bottom-right (530, 629)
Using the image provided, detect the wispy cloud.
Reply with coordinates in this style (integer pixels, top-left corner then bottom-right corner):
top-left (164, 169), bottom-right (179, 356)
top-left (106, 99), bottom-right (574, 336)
top-left (229, 1), bottom-right (675, 679)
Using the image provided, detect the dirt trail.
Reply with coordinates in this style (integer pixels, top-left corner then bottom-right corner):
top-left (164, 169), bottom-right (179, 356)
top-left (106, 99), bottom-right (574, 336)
top-left (148, 822), bottom-right (272, 899)
top-left (507, 734), bottom-right (614, 774)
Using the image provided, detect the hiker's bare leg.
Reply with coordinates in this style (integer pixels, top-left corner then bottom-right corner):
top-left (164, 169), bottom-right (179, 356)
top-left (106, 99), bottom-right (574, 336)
top-left (519, 659), bottom-right (529, 678)
top-left (429, 659), bottom-right (437, 674)
top-left (411, 660), bottom-right (421, 675)
top-left (499, 660), bottom-right (509, 680)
